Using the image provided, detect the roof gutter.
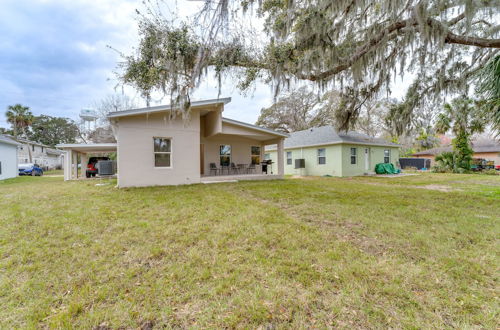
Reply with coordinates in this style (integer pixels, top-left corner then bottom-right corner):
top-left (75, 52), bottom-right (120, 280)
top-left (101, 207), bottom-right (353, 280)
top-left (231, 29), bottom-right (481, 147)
top-left (266, 140), bottom-right (401, 150)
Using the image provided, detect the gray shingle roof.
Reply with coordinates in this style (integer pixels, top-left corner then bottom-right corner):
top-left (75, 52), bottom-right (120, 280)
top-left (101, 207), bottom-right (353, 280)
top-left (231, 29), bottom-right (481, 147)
top-left (266, 126), bottom-right (399, 150)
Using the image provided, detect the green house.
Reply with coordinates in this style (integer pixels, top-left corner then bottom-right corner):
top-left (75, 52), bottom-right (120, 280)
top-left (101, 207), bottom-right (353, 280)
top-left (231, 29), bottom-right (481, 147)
top-left (265, 126), bottom-right (400, 177)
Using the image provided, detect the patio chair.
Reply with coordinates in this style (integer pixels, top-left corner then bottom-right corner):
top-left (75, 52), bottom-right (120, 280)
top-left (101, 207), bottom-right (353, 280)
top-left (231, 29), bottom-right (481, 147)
top-left (209, 163), bottom-right (219, 176)
top-left (246, 164), bottom-right (256, 174)
top-left (220, 165), bottom-right (230, 175)
top-left (230, 163), bottom-right (239, 174)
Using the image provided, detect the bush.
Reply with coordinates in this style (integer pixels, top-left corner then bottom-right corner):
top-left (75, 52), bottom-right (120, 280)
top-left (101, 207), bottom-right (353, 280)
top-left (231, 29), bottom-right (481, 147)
top-left (432, 151), bottom-right (472, 174)
top-left (483, 169), bottom-right (499, 175)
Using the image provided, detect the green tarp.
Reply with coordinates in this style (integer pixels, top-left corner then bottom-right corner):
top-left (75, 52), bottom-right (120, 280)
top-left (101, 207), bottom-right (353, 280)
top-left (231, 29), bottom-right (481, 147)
top-left (375, 163), bottom-right (400, 174)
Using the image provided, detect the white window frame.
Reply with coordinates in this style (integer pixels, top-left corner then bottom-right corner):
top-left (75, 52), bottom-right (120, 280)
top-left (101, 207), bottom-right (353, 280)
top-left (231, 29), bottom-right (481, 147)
top-left (317, 148), bottom-right (326, 165)
top-left (153, 137), bottom-right (172, 168)
top-left (251, 146), bottom-right (261, 165)
top-left (220, 144), bottom-right (231, 166)
top-left (350, 148), bottom-right (357, 165)
top-left (286, 151), bottom-right (292, 165)
top-left (384, 149), bottom-right (391, 163)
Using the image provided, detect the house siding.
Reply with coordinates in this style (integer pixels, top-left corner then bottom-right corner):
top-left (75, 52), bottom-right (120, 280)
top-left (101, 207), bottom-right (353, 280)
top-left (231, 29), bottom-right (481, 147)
top-left (116, 111), bottom-right (201, 187)
top-left (340, 145), bottom-right (399, 176)
top-left (268, 144), bottom-right (399, 177)
top-left (268, 145), bottom-right (343, 176)
top-left (0, 142), bottom-right (18, 180)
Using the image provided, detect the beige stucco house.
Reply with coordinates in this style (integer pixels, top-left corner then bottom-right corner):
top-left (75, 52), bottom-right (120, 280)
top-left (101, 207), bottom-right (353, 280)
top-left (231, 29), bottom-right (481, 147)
top-left (412, 142), bottom-right (500, 166)
top-left (58, 98), bottom-right (287, 187)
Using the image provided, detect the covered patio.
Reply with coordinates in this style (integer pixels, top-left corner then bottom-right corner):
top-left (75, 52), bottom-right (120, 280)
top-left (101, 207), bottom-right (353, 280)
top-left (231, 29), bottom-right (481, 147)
top-left (56, 143), bottom-right (117, 181)
top-left (199, 117), bottom-right (286, 180)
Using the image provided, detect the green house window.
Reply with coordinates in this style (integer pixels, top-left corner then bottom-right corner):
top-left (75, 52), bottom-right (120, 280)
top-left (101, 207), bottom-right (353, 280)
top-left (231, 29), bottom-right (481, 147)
top-left (318, 148), bottom-right (326, 165)
top-left (384, 149), bottom-right (391, 163)
top-left (350, 148), bottom-right (357, 164)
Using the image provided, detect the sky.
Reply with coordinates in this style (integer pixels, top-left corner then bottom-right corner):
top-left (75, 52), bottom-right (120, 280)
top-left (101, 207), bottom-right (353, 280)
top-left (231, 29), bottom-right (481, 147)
top-left (0, 0), bottom-right (407, 129)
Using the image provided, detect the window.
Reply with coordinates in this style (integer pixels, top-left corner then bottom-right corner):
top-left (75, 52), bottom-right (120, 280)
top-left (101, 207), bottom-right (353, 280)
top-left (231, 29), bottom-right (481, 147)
top-left (220, 145), bottom-right (231, 166)
top-left (318, 148), bottom-right (326, 165)
top-left (264, 153), bottom-right (271, 161)
top-left (384, 149), bottom-right (391, 163)
top-left (286, 151), bottom-right (292, 165)
top-left (41, 147), bottom-right (44, 153)
top-left (153, 137), bottom-right (171, 167)
top-left (32, 145), bottom-right (35, 152)
top-left (350, 148), bottom-right (357, 164)
top-left (251, 146), bottom-right (261, 165)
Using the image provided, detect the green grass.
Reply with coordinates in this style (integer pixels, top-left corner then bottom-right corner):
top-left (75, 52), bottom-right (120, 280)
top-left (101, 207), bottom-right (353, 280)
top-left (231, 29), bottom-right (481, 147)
top-left (0, 174), bottom-right (498, 328)
top-left (43, 169), bottom-right (63, 176)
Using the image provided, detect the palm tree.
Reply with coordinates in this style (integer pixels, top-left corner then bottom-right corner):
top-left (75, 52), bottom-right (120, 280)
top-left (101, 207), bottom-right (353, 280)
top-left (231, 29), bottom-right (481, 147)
top-left (435, 97), bottom-right (487, 171)
top-left (475, 55), bottom-right (500, 138)
top-left (5, 104), bottom-right (34, 137)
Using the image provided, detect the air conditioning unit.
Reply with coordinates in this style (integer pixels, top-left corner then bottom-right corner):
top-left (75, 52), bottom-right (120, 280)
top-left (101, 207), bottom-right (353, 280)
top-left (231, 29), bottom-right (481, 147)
top-left (96, 160), bottom-right (114, 176)
top-left (295, 159), bottom-right (305, 169)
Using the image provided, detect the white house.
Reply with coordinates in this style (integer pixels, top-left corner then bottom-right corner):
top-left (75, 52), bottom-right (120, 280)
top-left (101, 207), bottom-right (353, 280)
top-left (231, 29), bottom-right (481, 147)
top-left (0, 135), bottom-right (21, 180)
top-left (15, 138), bottom-right (64, 170)
top-left (58, 98), bottom-right (288, 187)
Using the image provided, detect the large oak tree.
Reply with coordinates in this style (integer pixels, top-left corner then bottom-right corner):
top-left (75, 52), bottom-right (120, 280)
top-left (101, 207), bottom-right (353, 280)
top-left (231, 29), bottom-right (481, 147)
top-left (120, 0), bottom-right (499, 131)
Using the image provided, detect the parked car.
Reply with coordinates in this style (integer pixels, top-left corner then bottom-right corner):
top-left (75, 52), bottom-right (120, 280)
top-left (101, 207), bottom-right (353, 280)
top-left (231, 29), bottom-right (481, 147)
top-left (86, 157), bottom-right (110, 178)
top-left (18, 163), bottom-right (44, 176)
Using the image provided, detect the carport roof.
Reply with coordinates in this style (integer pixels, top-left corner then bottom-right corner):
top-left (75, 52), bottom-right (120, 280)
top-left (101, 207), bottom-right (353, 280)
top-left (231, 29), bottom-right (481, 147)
top-left (56, 143), bottom-right (117, 153)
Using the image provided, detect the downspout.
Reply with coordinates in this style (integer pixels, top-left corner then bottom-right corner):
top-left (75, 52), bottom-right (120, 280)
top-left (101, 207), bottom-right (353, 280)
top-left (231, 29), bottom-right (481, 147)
top-left (300, 147), bottom-right (304, 176)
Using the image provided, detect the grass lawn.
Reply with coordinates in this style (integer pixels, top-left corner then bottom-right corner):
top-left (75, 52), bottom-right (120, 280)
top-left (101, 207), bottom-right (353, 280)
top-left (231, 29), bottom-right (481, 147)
top-left (0, 174), bottom-right (498, 328)
top-left (43, 169), bottom-right (63, 176)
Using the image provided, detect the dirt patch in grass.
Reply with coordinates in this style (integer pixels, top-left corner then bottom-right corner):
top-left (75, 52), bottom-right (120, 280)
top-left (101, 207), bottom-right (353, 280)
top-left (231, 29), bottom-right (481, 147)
top-left (358, 181), bottom-right (462, 192)
top-left (451, 179), bottom-right (500, 186)
top-left (227, 186), bottom-right (390, 256)
top-left (415, 184), bottom-right (462, 192)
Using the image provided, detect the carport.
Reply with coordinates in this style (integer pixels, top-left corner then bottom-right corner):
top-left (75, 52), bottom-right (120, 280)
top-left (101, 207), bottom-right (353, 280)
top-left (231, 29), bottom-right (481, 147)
top-left (56, 143), bottom-right (117, 181)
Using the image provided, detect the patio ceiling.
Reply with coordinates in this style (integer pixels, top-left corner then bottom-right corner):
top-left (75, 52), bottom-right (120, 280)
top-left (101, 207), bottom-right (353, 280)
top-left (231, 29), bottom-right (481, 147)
top-left (220, 118), bottom-right (288, 142)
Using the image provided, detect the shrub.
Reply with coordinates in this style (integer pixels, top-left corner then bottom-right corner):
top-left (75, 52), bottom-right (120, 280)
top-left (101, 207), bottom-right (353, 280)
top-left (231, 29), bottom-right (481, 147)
top-left (432, 151), bottom-right (472, 174)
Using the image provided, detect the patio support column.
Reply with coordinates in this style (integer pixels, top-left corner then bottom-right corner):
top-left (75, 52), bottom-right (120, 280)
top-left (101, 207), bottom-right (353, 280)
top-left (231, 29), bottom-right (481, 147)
top-left (80, 153), bottom-right (88, 179)
top-left (277, 138), bottom-right (285, 176)
top-left (64, 150), bottom-right (71, 181)
top-left (72, 151), bottom-right (78, 179)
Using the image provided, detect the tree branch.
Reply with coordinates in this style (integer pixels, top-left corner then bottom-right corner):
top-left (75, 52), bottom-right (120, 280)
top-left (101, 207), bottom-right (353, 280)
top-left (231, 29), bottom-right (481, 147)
top-left (444, 33), bottom-right (500, 48)
top-left (297, 19), bottom-right (416, 81)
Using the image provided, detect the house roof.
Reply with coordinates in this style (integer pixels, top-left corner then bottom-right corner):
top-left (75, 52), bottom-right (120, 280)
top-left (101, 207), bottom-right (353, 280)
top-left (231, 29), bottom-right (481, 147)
top-left (413, 142), bottom-right (500, 156)
top-left (107, 97), bottom-right (232, 119)
top-left (222, 117), bottom-right (289, 138)
top-left (3, 136), bottom-right (54, 148)
top-left (266, 126), bottom-right (399, 150)
top-left (56, 143), bottom-right (118, 153)
top-left (0, 134), bottom-right (22, 147)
